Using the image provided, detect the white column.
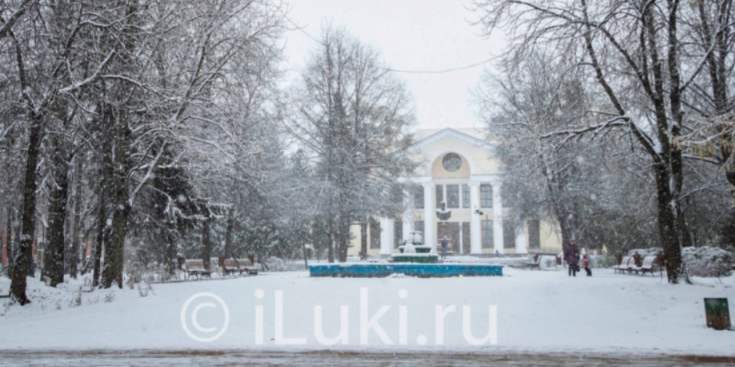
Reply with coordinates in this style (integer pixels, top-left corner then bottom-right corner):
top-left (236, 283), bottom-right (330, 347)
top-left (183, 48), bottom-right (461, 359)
top-left (493, 181), bottom-right (504, 254)
top-left (402, 190), bottom-right (413, 243)
top-left (380, 217), bottom-right (393, 255)
top-left (515, 221), bottom-right (527, 254)
top-left (422, 182), bottom-right (436, 252)
top-left (469, 181), bottom-right (482, 254)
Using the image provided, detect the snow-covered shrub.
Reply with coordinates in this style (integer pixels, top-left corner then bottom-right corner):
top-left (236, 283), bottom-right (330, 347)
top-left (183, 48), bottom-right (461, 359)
top-left (143, 273), bottom-right (156, 285)
top-left (87, 295), bottom-right (101, 305)
top-left (68, 286), bottom-right (82, 307)
top-left (104, 291), bottom-right (116, 303)
top-left (627, 248), bottom-right (663, 258)
top-left (589, 254), bottom-right (616, 268)
top-left (263, 257), bottom-right (305, 272)
top-left (125, 272), bottom-right (138, 290)
top-left (138, 283), bottom-right (154, 297)
top-left (157, 267), bottom-right (173, 283)
top-left (489, 256), bottom-right (532, 268)
top-left (534, 255), bottom-right (562, 270)
top-left (82, 276), bottom-right (93, 292)
top-left (683, 247), bottom-right (733, 278)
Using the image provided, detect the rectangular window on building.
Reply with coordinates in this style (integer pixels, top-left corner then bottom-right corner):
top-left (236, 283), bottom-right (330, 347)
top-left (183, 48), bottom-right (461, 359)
top-left (414, 186), bottom-right (424, 209)
top-left (528, 219), bottom-right (540, 249)
top-left (481, 220), bottom-right (493, 249)
top-left (503, 219), bottom-right (516, 249)
top-left (369, 218), bottom-right (381, 249)
top-left (393, 221), bottom-right (403, 248)
top-left (446, 184), bottom-right (459, 208)
top-left (462, 184), bottom-right (470, 208)
top-left (480, 184), bottom-right (493, 208)
top-left (435, 185), bottom-right (443, 206)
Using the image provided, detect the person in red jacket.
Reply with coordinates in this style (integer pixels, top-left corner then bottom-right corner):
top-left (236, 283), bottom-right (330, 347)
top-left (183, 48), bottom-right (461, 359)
top-left (582, 251), bottom-right (592, 277)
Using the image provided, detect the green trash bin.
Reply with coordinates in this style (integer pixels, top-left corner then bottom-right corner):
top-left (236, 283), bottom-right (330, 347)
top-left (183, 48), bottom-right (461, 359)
top-left (704, 298), bottom-right (731, 330)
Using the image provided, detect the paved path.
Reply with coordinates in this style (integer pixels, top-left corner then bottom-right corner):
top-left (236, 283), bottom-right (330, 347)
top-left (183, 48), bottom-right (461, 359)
top-left (1, 350), bottom-right (733, 366)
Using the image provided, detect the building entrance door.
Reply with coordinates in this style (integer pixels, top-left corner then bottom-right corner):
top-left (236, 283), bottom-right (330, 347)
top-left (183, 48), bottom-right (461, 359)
top-left (437, 222), bottom-right (460, 254)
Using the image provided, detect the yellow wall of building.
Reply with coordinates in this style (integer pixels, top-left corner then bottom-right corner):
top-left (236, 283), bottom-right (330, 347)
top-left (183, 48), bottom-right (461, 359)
top-left (346, 222), bottom-right (386, 257)
top-left (539, 220), bottom-right (563, 253)
top-left (431, 154), bottom-right (471, 179)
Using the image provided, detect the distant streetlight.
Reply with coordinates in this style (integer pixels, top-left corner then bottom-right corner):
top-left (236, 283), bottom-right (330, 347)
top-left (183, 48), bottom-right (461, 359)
top-left (303, 244), bottom-right (309, 270)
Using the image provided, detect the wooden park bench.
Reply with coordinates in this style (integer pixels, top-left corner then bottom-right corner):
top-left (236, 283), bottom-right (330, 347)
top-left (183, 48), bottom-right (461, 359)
top-left (184, 259), bottom-right (212, 279)
top-left (614, 255), bottom-right (658, 276)
top-left (613, 256), bottom-right (632, 274)
top-left (221, 258), bottom-right (258, 276)
top-left (638, 256), bottom-right (658, 276)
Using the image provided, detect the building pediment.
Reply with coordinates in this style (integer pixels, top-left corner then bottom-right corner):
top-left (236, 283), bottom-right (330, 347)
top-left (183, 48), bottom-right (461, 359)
top-left (411, 128), bottom-right (496, 155)
top-left (410, 128), bottom-right (500, 177)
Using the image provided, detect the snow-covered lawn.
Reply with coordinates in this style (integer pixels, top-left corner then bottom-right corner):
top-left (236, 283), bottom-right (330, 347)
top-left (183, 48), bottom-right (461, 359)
top-left (0, 268), bottom-right (733, 357)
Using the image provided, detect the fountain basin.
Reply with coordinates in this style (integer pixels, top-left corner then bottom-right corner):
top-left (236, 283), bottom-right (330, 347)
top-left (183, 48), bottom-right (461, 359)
top-left (391, 253), bottom-right (438, 263)
top-left (397, 245), bottom-right (432, 254)
top-left (309, 263), bottom-right (504, 277)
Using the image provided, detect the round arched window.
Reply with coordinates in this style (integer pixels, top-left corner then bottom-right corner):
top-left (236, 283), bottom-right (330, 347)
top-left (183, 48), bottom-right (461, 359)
top-left (442, 153), bottom-right (462, 172)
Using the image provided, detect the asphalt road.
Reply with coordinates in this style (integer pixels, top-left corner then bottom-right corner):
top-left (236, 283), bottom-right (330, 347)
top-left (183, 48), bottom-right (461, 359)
top-left (1, 350), bottom-right (733, 366)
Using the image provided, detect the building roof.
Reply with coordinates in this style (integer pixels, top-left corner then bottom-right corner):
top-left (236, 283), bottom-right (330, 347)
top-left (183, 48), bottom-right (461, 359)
top-left (411, 127), bottom-right (496, 152)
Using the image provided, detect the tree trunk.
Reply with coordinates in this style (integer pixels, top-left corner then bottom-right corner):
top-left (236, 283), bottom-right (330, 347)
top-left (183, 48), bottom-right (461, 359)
top-left (93, 104), bottom-right (112, 288)
top-left (653, 163), bottom-right (683, 283)
top-left (12, 213), bottom-right (20, 277)
top-left (727, 170), bottom-right (735, 204)
top-left (326, 216), bottom-right (335, 263)
top-left (164, 232), bottom-right (177, 275)
top-left (46, 137), bottom-right (70, 287)
top-left (202, 215), bottom-right (213, 271)
top-left (223, 208), bottom-right (235, 260)
top-left (359, 219), bottom-right (367, 260)
top-left (69, 157), bottom-right (83, 278)
top-left (101, 107), bottom-right (131, 289)
top-left (92, 195), bottom-right (105, 287)
top-left (337, 211), bottom-right (350, 262)
top-left (5, 208), bottom-right (13, 278)
top-left (10, 112), bottom-right (44, 305)
top-left (101, 201), bottom-right (128, 289)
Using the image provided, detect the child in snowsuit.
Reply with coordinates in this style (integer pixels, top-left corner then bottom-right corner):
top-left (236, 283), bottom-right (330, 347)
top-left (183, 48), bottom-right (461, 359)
top-left (583, 253), bottom-right (592, 276)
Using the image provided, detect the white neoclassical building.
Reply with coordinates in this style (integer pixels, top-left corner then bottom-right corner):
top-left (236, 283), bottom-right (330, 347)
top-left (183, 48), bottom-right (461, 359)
top-left (347, 128), bottom-right (562, 257)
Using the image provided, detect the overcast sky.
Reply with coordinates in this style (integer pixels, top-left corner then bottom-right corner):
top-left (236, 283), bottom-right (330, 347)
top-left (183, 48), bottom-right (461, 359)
top-left (280, 0), bottom-right (506, 131)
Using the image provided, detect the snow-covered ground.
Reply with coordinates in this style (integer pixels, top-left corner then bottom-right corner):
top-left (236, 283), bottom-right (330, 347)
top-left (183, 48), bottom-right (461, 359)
top-left (0, 268), bottom-right (733, 357)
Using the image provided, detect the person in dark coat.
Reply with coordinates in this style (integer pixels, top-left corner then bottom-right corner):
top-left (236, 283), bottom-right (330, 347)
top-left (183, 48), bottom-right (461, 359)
top-left (440, 236), bottom-right (448, 260)
top-left (632, 251), bottom-right (642, 267)
top-left (564, 239), bottom-right (580, 277)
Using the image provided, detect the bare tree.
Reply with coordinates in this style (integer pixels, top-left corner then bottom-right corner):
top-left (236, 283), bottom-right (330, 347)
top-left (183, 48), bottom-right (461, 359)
top-left (4, 0), bottom-right (114, 303)
top-left (288, 26), bottom-right (415, 262)
top-left (478, 52), bottom-right (602, 247)
top-left (1, 0), bottom-right (288, 301)
top-left (472, 0), bottom-right (735, 283)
